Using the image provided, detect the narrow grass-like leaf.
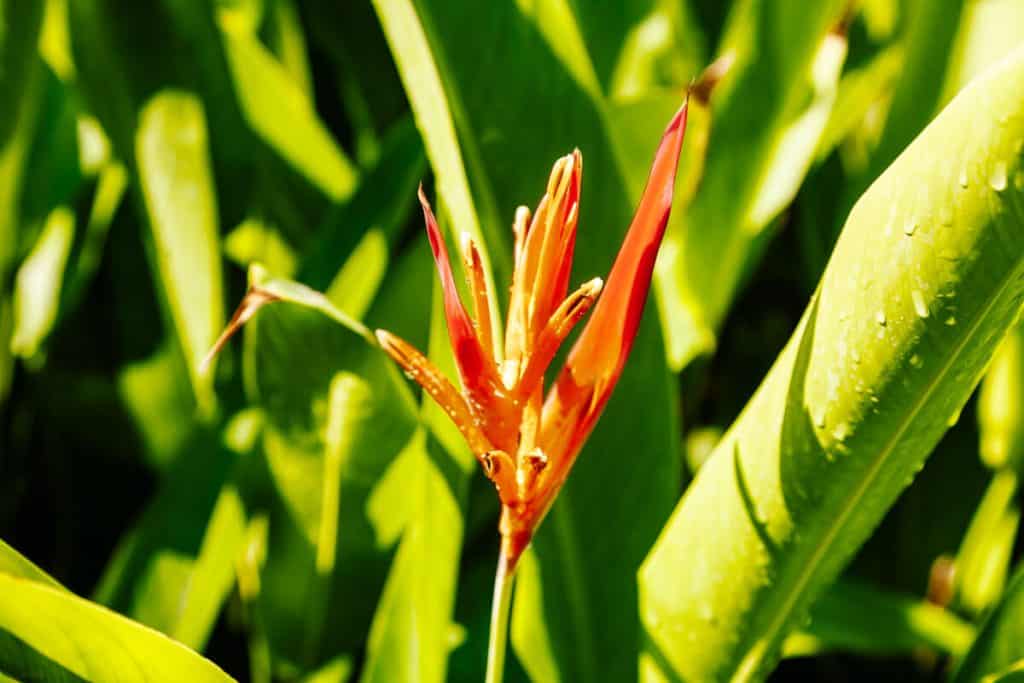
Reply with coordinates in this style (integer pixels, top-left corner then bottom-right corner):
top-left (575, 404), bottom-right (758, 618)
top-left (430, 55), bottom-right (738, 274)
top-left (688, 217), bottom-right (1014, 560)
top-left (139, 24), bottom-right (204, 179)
top-left (789, 579), bottom-right (975, 658)
top-left (370, 0), bottom-right (508, 304)
top-left (0, 572), bottom-right (236, 682)
top-left (10, 206), bottom-right (74, 358)
top-left (136, 90), bottom-right (224, 416)
top-left (92, 436), bottom-right (244, 651)
top-left (641, 48), bottom-right (1024, 681)
top-left (955, 567), bottom-right (1024, 682)
top-left (219, 29), bottom-right (357, 202)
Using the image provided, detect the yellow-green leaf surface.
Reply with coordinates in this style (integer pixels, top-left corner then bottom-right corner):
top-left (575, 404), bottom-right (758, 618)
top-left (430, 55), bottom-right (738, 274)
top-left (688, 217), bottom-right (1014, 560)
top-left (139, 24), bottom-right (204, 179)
top-left (10, 205), bottom-right (74, 358)
top-left (656, 0), bottom-right (847, 369)
top-left (220, 29), bottom-right (357, 202)
top-left (641, 48), bottom-right (1024, 681)
top-left (0, 572), bottom-right (235, 683)
top-left (135, 91), bottom-right (224, 416)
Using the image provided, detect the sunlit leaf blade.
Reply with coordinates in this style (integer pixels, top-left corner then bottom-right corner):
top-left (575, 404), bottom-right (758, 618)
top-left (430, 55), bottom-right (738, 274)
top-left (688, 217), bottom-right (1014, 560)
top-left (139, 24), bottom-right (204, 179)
top-left (656, 0), bottom-right (847, 369)
top-left (10, 206), bottom-right (74, 358)
top-left (954, 470), bottom-right (1020, 615)
top-left (788, 579), bottom-right (975, 658)
top-left (0, 572), bottom-right (236, 682)
top-left (92, 436), bottom-right (244, 651)
top-left (219, 29), bottom-right (357, 202)
top-left (135, 90), bottom-right (224, 416)
top-left (985, 659), bottom-right (1024, 683)
top-left (641, 47), bottom-right (1024, 682)
top-left (0, 540), bottom-right (62, 589)
top-left (955, 567), bottom-right (1024, 682)
top-left (370, 0), bottom-right (508, 304)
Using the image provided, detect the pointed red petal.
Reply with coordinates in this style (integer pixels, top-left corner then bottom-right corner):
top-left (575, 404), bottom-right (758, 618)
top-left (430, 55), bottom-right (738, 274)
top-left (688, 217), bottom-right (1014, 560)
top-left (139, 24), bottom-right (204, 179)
top-left (418, 186), bottom-right (498, 390)
top-left (542, 98), bottom-right (688, 457)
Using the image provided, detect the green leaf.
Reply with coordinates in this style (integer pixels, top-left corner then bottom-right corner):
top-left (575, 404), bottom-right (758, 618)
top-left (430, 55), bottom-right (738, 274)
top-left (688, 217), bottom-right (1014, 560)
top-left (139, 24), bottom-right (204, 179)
top-left (0, 572), bottom-right (236, 682)
top-left (955, 470), bottom-right (1020, 615)
top-left (787, 579), bottom-right (975, 658)
top-left (984, 659), bottom-right (1024, 683)
top-left (10, 205), bottom-right (75, 359)
top-left (640, 47), bottom-right (1024, 681)
top-left (955, 567), bottom-right (1024, 682)
top-left (0, 540), bottom-right (63, 589)
top-left (980, 323), bottom-right (1024, 473)
top-left (656, 0), bottom-right (848, 369)
top-left (359, 282), bottom-right (475, 683)
top-left (135, 90), bottom-right (224, 416)
top-left (0, 0), bottom-right (44, 281)
top-left (92, 435), bottom-right (245, 651)
top-left (219, 28), bottom-right (357, 202)
top-left (370, 0), bottom-right (508, 304)
top-left (228, 267), bottom-right (419, 671)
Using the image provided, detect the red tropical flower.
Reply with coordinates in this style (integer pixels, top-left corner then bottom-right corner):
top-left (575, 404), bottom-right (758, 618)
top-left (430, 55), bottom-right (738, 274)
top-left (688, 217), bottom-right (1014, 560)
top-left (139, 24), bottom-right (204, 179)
top-left (376, 99), bottom-right (688, 569)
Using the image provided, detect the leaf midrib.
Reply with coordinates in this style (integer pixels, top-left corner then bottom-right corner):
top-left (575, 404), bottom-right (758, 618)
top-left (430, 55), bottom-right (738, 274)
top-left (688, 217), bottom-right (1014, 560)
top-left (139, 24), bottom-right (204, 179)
top-left (734, 243), bottom-right (1024, 681)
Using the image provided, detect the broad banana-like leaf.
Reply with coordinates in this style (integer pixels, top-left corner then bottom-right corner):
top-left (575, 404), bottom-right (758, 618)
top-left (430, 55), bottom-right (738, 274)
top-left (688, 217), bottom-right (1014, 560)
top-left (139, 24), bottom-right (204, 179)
top-left (0, 567), bottom-right (235, 682)
top-left (640, 47), bottom-right (1024, 681)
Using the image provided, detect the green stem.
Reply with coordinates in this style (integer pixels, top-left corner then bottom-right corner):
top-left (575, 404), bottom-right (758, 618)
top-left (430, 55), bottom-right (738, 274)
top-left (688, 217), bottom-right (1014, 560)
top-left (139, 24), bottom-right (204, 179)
top-left (485, 545), bottom-right (517, 683)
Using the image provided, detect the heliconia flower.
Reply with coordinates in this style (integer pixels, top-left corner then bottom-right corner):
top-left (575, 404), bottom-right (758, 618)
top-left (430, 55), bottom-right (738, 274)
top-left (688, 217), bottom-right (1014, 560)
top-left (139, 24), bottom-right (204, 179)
top-left (376, 99), bottom-right (688, 570)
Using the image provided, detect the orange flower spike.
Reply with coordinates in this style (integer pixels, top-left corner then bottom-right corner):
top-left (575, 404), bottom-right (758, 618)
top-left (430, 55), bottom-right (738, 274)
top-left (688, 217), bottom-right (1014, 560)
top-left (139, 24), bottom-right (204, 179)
top-left (377, 97), bottom-right (688, 572)
top-left (503, 99), bottom-right (690, 564)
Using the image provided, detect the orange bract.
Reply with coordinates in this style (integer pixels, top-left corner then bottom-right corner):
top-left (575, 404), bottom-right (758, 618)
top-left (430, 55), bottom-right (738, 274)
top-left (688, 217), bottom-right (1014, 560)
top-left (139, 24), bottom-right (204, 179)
top-left (376, 99), bottom-right (688, 569)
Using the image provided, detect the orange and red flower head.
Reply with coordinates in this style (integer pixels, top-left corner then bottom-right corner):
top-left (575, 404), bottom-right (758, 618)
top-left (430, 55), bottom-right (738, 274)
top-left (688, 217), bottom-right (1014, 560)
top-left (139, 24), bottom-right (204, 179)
top-left (376, 100), bottom-right (688, 569)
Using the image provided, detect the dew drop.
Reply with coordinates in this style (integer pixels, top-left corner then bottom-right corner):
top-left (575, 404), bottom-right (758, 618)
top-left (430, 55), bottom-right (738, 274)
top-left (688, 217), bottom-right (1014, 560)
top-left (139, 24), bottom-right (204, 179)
top-left (903, 219), bottom-right (918, 236)
top-left (813, 405), bottom-right (827, 428)
top-left (958, 167), bottom-right (969, 188)
top-left (876, 310), bottom-right (887, 326)
top-left (990, 161), bottom-right (1008, 192)
top-left (832, 421), bottom-right (851, 442)
top-left (912, 290), bottom-right (929, 318)
top-left (910, 354), bottom-right (923, 368)
top-left (945, 316), bottom-right (957, 326)
top-left (939, 206), bottom-right (954, 226)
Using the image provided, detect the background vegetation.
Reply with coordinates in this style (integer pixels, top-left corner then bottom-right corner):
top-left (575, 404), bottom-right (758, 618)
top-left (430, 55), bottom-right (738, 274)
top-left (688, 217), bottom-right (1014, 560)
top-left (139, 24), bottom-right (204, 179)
top-left (2, 0), bottom-right (1024, 681)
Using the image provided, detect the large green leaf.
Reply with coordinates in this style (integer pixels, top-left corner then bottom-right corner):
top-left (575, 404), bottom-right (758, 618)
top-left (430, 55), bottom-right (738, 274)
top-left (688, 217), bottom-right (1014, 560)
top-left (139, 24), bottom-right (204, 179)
top-left (655, 0), bottom-right (847, 369)
top-left (0, 571), bottom-right (235, 682)
top-left (640, 47), bottom-right (1024, 681)
top-left (955, 567), bottom-right (1024, 682)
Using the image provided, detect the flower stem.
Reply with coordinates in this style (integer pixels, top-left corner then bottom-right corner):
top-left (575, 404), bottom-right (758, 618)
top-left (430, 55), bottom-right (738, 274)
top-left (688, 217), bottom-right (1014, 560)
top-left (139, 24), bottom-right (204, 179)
top-left (485, 545), bottom-right (517, 683)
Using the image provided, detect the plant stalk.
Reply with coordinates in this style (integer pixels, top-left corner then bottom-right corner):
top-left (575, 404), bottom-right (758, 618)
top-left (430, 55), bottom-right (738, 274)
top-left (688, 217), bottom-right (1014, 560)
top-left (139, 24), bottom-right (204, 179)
top-left (485, 544), bottom-right (517, 683)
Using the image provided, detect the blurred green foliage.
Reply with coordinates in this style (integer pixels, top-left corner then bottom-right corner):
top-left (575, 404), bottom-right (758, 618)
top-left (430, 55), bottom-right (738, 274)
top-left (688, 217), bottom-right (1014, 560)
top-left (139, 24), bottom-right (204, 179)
top-left (1, 1), bottom-right (1024, 681)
